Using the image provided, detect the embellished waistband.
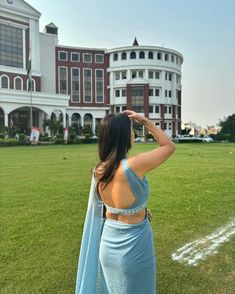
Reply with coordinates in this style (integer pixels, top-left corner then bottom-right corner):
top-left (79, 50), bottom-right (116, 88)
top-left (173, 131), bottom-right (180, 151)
top-left (105, 202), bottom-right (147, 215)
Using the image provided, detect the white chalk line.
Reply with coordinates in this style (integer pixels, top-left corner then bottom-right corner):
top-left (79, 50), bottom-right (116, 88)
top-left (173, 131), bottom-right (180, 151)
top-left (171, 217), bottom-right (235, 266)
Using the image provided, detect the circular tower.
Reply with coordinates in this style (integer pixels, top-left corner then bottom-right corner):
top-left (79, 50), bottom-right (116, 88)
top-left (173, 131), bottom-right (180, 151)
top-left (107, 39), bottom-right (183, 137)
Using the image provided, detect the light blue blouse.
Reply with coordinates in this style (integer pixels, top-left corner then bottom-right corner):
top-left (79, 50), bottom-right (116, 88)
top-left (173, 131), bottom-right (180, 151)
top-left (104, 158), bottom-right (150, 215)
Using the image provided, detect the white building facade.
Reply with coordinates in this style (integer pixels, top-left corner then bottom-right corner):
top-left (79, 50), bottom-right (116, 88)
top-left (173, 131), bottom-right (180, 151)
top-left (0, 0), bottom-right (183, 137)
top-left (108, 43), bottom-right (183, 136)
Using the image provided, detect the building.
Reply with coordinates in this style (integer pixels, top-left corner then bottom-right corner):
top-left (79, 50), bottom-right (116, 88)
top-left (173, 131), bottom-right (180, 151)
top-left (0, 0), bottom-right (183, 137)
top-left (181, 121), bottom-right (201, 136)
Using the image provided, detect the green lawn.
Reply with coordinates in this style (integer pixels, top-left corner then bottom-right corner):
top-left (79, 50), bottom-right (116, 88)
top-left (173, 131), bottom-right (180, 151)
top-left (0, 143), bottom-right (235, 294)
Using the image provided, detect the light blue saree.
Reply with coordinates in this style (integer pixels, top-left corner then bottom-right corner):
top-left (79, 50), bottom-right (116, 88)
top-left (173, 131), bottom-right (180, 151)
top-left (75, 169), bottom-right (156, 293)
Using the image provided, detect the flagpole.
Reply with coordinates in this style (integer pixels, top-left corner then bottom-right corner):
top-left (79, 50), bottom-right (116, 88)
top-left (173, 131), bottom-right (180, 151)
top-left (30, 85), bottom-right (33, 130)
top-left (27, 47), bottom-right (32, 130)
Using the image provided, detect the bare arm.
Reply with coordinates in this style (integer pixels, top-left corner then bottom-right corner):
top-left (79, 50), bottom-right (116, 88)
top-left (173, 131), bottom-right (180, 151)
top-left (124, 110), bottom-right (176, 176)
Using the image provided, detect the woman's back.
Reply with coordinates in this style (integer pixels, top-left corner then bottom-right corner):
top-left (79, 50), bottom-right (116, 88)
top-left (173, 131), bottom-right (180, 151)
top-left (96, 157), bottom-right (150, 224)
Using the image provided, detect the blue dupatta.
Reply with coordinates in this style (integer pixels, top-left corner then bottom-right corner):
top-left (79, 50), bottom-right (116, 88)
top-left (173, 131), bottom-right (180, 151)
top-left (75, 175), bottom-right (106, 293)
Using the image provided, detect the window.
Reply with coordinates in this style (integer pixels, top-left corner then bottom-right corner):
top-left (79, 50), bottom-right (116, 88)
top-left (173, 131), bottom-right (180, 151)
top-left (115, 72), bottom-right (120, 80)
top-left (71, 68), bottom-right (80, 102)
top-left (169, 106), bottom-right (172, 114)
top-left (115, 89), bottom-right (120, 97)
top-left (155, 89), bottom-right (160, 96)
top-left (71, 52), bottom-right (80, 62)
top-left (121, 71), bottom-right (127, 79)
top-left (155, 122), bottom-right (160, 126)
top-left (116, 106), bottom-right (120, 113)
top-left (59, 51), bottom-right (68, 61)
top-left (169, 122), bottom-right (172, 130)
top-left (121, 52), bottom-right (126, 60)
top-left (130, 51), bottom-right (136, 59)
top-left (148, 71), bottom-right (154, 79)
top-left (131, 70), bottom-right (137, 79)
top-left (149, 106), bottom-right (153, 113)
top-left (148, 52), bottom-right (153, 59)
top-left (139, 70), bottom-right (144, 78)
top-left (121, 89), bottom-right (126, 97)
top-left (96, 69), bottom-right (104, 102)
top-left (122, 106), bottom-right (127, 111)
top-left (165, 90), bottom-right (168, 97)
top-left (164, 106), bottom-right (167, 113)
top-left (155, 106), bottom-right (159, 113)
top-left (165, 72), bottom-right (172, 81)
top-left (83, 53), bottom-right (92, 63)
top-left (157, 52), bottom-right (162, 60)
top-left (165, 54), bottom-right (169, 61)
top-left (114, 53), bottom-right (118, 61)
top-left (169, 90), bottom-right (172, 98)
top-left (155, 71), bottom-right (160, 79)
top-left (131, 87), bottom-right (144, 113)
top-left (149, 89), bottom-right (153, 96)
top-left (59, 67), bottom-right (68, 94)
top-left (0, 23), bottom-right (23, 68)
top-left (95, 54), bottom-right (104, 63)
top-left (1, 75), bottom-right (9, 88)
top-left (171, 55), bottom-right (175, 63)
top-left (14, 77), bottom-right (22, 90)
top-left (83, 69), bottom-right (92, 102)
top-left (139, 51), bottom-right (145, 59)
top-left (176, 74), bottom-right (181, 84)
top-left (164, 123), bottom-right (167, 130)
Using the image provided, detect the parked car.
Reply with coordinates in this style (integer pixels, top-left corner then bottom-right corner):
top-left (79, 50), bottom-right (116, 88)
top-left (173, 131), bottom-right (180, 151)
top-left (202, 136), bottom-right (214, 142)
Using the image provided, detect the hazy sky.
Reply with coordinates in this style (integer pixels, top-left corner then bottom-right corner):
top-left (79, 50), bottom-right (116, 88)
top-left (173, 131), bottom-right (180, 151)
top-left (28, 0), bottom-right (235, 127)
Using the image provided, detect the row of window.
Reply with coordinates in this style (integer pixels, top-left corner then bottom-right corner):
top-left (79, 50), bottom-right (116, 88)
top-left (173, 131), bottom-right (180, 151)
top-left (59, 67), bottom-right (104, 103)
top-left (113, 51), bottom-right (181, 65)
top-left (58, 51), bottom-right (104, 64)
top-left (149, 105), bottom-right (175, 115)
top-left (114, 70), bottom-right (181, 83)
top-left (114, 88), bottom-right (172, 98)
top-left (118, 87), bottom-right (176, 113)
top-left (0, 75), bottom-right (35, 91)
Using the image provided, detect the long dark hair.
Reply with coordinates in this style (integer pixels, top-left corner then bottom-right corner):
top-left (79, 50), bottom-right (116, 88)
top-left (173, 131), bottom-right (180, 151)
top-left (96, 113), bottom-right (131, 192)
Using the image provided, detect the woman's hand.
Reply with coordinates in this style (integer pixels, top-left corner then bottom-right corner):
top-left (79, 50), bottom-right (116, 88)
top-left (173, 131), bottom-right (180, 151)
top-left (123, 110), bottom-right (146, 124)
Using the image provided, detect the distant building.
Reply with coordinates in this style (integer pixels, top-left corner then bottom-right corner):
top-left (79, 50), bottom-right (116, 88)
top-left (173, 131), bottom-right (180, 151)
top-left (181, 121), bottom-right (200, 136)
top-left (0, 0), bottom-right (183, 137)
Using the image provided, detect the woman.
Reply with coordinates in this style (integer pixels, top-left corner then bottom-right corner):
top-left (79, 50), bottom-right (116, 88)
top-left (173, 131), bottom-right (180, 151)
top-left (75, 110), bottom-right (175, 294)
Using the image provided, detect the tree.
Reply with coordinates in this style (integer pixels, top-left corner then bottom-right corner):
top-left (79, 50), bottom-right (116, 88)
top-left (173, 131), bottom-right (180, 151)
top-left (217, 113), bottom-right (235, 141)
top-left (42, 118), bottom-right (62, 136)
top-left (219, 114), bottom-right (235, 134)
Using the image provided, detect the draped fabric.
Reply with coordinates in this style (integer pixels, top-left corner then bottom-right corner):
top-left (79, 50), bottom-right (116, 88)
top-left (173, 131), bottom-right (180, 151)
top-left (100, 218), bottom-right (156, 293)
top-left (75, 171), bottom-right (156, 293)
top-left (75, 175), bottom-right (106, 294)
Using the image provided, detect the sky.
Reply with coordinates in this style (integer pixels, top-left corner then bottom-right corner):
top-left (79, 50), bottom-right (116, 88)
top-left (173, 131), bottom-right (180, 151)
top-left (27, 0), bottom-right (235, 128)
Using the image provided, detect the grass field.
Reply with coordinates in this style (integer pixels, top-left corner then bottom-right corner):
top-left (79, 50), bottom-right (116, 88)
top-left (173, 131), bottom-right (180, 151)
top-left (0, 143), bottom-right (235, 294)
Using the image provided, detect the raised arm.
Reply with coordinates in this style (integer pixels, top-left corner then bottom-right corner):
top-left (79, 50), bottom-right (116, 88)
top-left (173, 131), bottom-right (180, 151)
top-left (124, 110), bottom-right (176, 177)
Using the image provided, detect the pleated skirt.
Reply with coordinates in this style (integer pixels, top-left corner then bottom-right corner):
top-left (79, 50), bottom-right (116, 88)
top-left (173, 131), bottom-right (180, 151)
top-left (99, 217), bottom-right (156, 294)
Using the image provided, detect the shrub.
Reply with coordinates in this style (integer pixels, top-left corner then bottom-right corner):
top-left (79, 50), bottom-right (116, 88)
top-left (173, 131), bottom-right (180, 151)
top-left (178, 139), bottom-right (203, 143)
top-left (73, 136), bottom-right (82, 144)
top-left (18, 133), bottom-right (26, 145)
top-left (69, 131), bottom-right (76, 142)
top-left (54, 134), bottom-right (64, 144)
top-left (0, 138), bottom-right (19, 147)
